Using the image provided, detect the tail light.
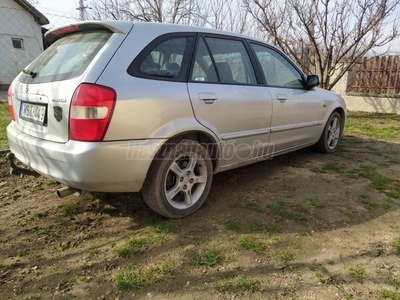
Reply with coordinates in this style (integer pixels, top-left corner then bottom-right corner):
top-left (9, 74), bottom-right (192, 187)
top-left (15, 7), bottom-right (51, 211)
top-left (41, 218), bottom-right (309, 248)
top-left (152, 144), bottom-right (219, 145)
top-left (7, 84), bottom-right (15, 121)
top-left (69, 83), bottom-right (116, 142)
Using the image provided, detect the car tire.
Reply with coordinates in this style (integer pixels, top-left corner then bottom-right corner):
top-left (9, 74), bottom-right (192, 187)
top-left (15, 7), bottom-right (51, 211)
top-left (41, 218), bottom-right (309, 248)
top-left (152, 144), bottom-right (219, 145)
top-left (142, 140), bottom-right (213, 218)
top-left (316, 111), bottom-right (343, 154)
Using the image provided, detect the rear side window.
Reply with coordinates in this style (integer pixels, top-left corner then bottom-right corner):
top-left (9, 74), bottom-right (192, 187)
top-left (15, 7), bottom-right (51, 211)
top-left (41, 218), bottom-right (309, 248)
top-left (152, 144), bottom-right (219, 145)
top-left (129, 35), bottom-right (194, 81)
top-left (190, 37), bottom-right (257, 85)
top-left (19, 31), bottom-right (111, 84)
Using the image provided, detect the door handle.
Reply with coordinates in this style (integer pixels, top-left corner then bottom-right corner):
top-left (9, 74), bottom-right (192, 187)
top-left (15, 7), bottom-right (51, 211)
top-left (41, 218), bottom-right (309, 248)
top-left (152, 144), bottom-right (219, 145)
top-left (276, 93), bottom-right (288, 101)
top-left (198, 92), bottom-right (218, 104)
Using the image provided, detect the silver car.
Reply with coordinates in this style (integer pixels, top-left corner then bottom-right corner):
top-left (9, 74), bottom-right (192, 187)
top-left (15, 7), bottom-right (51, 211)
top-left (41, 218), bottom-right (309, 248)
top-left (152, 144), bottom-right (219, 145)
top-left (7, 21), bottom-right (346, 218)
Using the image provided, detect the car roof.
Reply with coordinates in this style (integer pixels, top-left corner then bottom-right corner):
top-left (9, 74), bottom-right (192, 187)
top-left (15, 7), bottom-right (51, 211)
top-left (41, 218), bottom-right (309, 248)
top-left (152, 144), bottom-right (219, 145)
top-left (47, 20), bottom-right (267, 44)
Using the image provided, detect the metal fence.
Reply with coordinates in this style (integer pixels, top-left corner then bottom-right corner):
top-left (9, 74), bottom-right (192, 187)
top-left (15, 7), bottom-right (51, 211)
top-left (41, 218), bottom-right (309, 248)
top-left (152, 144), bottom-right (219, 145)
top-left (0, 6), bottom-right (77, 86)
top-left (346, 56), bottom-right (400, 97)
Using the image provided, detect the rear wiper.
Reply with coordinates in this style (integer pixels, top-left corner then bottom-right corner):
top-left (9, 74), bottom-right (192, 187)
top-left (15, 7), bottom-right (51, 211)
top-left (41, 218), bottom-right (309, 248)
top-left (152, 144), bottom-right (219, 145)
top-left (22, 69), bottom-right (37, 78)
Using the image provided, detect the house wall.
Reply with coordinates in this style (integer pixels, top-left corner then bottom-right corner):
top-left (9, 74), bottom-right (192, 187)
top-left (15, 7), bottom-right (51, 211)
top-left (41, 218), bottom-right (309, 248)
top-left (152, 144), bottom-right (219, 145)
top-left (332, 70), bottom-right (400, 115)
top-left (0, 0), bottom-right (44, 86)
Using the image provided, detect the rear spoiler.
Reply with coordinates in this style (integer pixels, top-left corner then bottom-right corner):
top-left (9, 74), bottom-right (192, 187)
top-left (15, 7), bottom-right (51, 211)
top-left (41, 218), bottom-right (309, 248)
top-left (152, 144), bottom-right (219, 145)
top-left (45, 20), bottom-right (134, 44)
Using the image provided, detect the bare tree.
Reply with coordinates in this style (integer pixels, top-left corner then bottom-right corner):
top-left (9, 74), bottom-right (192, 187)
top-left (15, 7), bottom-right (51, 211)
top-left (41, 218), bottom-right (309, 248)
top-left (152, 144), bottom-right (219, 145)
top-left (244, 0), bottom-right (400, 90)
top-left (90, 0), bottom-right (208, 25)
top-left (206, 0), bottom-right (253, 35)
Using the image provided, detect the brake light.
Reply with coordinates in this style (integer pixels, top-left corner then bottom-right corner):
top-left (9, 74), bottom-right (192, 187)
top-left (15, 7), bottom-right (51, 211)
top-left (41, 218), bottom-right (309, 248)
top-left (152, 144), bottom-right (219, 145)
top-left (70, 84), bottom-right (116, 142)
top-left (7, 84), bottom-right (15, 121)
top-left (52, 25), bottom-right (80, 36)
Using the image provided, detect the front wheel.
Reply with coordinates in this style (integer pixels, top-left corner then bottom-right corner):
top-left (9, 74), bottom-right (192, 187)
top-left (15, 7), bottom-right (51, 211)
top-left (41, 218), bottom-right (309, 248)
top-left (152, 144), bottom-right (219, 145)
top-left (315, 111), bottom-right (343, 154)
top-left (141, 140), bottom-right (213, 218)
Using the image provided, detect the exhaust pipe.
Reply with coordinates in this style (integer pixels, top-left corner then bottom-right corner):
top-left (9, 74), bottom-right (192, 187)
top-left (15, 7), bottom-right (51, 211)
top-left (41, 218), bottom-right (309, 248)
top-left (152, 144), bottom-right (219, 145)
top-left (56, 186), bottom-right (81, 198)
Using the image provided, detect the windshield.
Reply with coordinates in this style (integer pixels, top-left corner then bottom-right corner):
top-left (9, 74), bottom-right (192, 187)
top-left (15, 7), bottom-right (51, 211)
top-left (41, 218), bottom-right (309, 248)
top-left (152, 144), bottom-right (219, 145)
top-left (19, 30), bottom-right (111, 84)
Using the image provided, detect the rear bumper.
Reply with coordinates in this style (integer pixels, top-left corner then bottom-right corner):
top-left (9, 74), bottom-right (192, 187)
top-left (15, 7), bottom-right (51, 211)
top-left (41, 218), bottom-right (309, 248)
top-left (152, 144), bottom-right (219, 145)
top-left (7, 122), bottom-right (166, 192)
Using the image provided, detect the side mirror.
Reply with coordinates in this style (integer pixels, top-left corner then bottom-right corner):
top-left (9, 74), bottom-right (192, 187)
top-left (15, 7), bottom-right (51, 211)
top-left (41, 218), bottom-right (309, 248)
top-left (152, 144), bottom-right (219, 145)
top-left (305, 75), bottom-right (320, 89)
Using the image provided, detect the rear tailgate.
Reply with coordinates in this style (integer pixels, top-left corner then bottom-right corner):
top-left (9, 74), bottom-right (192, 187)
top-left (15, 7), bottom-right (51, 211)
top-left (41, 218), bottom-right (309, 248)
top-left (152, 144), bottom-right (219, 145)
top-left (10, 21), bottom-right (133, 143)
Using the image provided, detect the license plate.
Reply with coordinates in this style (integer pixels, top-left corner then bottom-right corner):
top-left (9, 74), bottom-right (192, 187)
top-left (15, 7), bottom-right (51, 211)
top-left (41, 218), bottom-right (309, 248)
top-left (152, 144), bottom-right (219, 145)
top-left (20, 102), bottom-right (47, 125)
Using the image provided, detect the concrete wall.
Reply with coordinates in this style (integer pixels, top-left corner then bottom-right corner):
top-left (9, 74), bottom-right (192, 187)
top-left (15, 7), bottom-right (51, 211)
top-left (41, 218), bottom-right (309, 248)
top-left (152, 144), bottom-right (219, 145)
top-left (332, 71), bottom-right (400, 114)
top-left (0, 0), bottom-right (44, 86)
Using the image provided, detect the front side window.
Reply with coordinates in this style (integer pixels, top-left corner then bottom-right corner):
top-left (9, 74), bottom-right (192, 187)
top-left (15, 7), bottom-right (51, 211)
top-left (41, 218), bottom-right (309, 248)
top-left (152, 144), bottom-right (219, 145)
top-left (190, 37), bottom-right (257, 85)
top-left (134, 36), bottom-right (193, 80)
top-left (12, 38), bottom-right (24, 50)
top-left (251, 43), bottom-right (304, 88)
top-left (19, 31), bottom-right (111, 84)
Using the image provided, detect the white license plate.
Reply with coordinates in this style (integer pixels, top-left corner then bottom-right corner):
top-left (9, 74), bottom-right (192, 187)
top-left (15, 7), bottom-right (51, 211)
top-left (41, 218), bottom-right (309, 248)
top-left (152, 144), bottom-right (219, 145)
top-left (20, 102), bottom-right (47, 125)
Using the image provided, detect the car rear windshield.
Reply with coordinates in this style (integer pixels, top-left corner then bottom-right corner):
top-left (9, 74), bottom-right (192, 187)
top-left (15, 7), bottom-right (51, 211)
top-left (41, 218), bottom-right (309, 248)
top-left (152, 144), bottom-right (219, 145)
top-left (19, 30), bottom-right (111, 84)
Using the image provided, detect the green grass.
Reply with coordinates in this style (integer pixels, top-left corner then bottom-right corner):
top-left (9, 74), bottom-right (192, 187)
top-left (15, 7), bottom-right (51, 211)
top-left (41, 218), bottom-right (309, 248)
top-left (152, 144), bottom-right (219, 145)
top-left (309, 197), bottom-right (325, 209)
top-left (223, 219), bottom-right (241, 232)
top-left (116, 237), bottom-right (153, 258)
top-left (0, 102), bottom-right (10, 149)
top-left (393, 238), bottom-right (400, 256)
top-left (279, 251), bottom-right (295, 262)
top-left (190, 248), bottom-right (220, 267)
top-left (216, 276), bottom-right (259, 293)
top-left (322, 162), bottom-right (345, 174)
top-left (315, 272), bottom-right (326, 284)
top-left (218, 270), bottom-right (237, 280)
top-left (89, 247), bottom-right (100, 257)
top-left (357, 166), bottom-right (400, 198)
top-left (116, 262), bottom-right (174, 290)
top-left (244, 202), bottom-right (263, 213)
top-left (380, 290), bottom-right (400, 299)
top-left (390, 280), bottom-right (400, 290)
top-left (345, 111), bottom-right (400, 141)
top-left (248, 220), bottom-right (270, 232)
top-left (348, 267), bottom-right (367, 283)
top-left (62, 203), bottom-right (81, 216)
top-left (267, 200), bottom-right (308, 222)
top-left (239, 236), bottom-right (267, 255)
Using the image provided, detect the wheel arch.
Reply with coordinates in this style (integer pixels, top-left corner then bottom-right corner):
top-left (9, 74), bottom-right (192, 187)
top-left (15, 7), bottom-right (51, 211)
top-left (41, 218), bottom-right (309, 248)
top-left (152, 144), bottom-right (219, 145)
top-left (152, 130), bottom-right (220, 171)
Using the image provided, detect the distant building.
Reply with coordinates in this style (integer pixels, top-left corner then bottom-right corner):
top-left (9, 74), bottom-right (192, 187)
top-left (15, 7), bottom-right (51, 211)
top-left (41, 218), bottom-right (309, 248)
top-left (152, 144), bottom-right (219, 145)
top-left (0, 0), bottom-right (49, 87)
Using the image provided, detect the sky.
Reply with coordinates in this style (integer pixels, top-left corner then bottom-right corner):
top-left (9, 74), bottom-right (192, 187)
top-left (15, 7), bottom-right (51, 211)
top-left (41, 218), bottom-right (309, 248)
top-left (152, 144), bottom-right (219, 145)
top-left (34, 0), bottom-right (400, 53)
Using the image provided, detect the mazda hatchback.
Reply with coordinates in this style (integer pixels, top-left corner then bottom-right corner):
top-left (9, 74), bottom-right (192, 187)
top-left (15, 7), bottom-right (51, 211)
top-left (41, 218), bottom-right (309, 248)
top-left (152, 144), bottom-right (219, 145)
top-left (7, 21), bottom-right (346, 218)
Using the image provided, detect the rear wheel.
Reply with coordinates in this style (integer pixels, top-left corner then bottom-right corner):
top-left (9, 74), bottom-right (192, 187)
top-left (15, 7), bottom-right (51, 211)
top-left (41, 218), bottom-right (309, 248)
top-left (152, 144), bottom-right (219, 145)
top-left (316, 111), bottom-right (343, 153)
top-left (142, 140), bottom-right (213, 218)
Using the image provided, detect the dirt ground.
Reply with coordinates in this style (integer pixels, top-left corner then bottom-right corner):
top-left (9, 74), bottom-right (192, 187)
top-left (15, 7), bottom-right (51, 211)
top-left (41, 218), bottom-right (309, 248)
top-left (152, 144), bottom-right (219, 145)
top-left (1, 113), bottom-right (400, 299)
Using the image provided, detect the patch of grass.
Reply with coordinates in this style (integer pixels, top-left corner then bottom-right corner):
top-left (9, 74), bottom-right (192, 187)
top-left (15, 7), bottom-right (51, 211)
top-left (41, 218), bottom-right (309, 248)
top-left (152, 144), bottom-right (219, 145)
top-left (393, 238), bottom-right (400, 256)
top-left (361, 198), bottom-right (378, 210)
top-left (223, 219), bottom-right (241, 232)
top-left (89, 247), bottom-right (100, 257)
top-left (323, 162), bottom-right (344, 174)
top-left (326, 259), bottom-right (335, 265)
top-left (236, 277), bottom-right (259, 293)
top-left (239, 236), bottom-right (267, 255)
top-left (248, 220), bottom-right (269, 233)
top-left (267, 200), bottom-right (308, 222)
top-left (217, 276), bottom-right (259, 294)
top-left (309, 197), bottom-right (325, 209)
top-left (12, 249), bottom-right (28, 257)
top-left (116, 237), bottom-right (153, 258)
top-left (116, 262), bottom-right (174, 290)
top-left (0, 102), bottom-right (11, 149)
top-left (315, 272), bottom-right (326, 284)
top-left (390, 280), bottom-right (400, 290)
top-left (348, 267), bottom-right (367, 283)
top-left (279, 251), bottom-right (295, 262)
top-left (62, 203), bottom-right (81, 216)
top-left (244, 202), bottom-right (263, 213)
top-left (345, 112), bottom-right (400, 141)
top-left (36, 227), bottom-right (52, 236)
top-left (190, 248), bottom-right (220, 267)
top-left (218, 270), bottom-right (237, 280)
top-left (357, 166), bottom-right (400, 198)
top-left (379, 290), bottom-right (400, 299)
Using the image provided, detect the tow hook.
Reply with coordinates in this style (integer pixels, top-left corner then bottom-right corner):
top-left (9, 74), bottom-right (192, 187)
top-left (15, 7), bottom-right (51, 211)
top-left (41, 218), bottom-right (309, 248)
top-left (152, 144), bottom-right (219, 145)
top-left (6, 152), bottom-right (40, 178)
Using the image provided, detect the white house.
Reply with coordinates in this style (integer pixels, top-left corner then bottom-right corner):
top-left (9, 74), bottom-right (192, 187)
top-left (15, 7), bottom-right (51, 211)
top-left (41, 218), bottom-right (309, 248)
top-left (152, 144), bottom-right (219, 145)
top-left (0, 0), bottom-right (49, 87)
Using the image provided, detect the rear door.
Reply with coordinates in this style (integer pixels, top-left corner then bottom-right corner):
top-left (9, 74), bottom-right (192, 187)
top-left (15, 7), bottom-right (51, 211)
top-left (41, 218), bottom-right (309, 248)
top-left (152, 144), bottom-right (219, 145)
top-left (10, 23), bottom-right (130, 143)
top-left (187, 36), bottom-right (273, 168)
